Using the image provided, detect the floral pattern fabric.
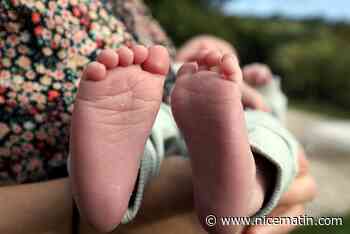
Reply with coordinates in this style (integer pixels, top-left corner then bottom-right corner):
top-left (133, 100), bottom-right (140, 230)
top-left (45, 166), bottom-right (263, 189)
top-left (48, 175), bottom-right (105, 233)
top-left (0, 0), bottom-right (175, 184)
top-left (112, 0), bottom-right (176, 57)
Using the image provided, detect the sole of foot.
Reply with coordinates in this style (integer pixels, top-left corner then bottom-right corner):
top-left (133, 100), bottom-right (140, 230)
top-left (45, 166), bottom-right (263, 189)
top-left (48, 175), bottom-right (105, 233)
top-left (171, 51), bottom-right (258, 233)
top-left (70, 45), bottom-right (170, 232)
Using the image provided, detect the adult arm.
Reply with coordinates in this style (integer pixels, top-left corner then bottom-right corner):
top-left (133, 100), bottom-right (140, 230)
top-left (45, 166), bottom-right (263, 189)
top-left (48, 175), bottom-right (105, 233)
top-left (0, 178), bottom-right (72, 234)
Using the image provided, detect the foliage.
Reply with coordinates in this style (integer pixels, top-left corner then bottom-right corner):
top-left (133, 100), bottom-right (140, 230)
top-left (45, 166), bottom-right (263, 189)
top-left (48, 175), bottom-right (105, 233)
top-left (291, 215), bottom-right (350, 234)
top-left (145, 0), bottom-right (350, 110)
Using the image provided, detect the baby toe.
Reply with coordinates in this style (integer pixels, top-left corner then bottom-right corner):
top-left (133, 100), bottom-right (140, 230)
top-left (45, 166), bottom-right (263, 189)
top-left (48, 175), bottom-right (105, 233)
top-left (97, 49), bottom-right (119, 69)
top-left (83, 62), bottom-right (107, 81)
top-left (117, 46), bottom-right (134, 67)
top-left (131, 44), bottom-right (149, 65)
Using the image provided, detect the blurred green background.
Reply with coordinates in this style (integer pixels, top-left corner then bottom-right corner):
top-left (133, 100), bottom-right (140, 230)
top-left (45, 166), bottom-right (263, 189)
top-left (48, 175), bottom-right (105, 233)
top-left (144, 0), bottom-right (350, 233)
top-left (292, 216), bottom-right (350, 234)
top-left (145, 0), bottom-right (350, 117)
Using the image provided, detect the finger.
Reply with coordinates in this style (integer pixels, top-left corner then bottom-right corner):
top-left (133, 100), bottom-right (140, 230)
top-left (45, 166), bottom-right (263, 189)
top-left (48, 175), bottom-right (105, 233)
top-left (241, 83), bottom-right (270, 112)
top-left (297, 148), bottom-right (310, 177)
top-left (242, 66), bottom-right (258, 86)
top-left (260, 66), bottom-right (273, 84)
top-left (256, 67), bottom-right (269, 83)
top-left (244, 205), bottom-right (305, 234)
top-left (243, 63), bottom-right (273, 86)
top-left (279, 175), bottom-right (318, 206)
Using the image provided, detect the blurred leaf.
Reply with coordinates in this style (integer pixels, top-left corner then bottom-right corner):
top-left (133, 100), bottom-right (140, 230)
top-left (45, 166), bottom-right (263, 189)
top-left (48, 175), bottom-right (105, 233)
top-left (146, 0), bottom-right (350, 110)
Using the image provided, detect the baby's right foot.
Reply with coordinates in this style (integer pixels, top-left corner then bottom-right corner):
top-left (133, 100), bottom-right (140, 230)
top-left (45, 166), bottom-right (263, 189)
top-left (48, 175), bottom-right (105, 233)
top-left (70, 45), bottom-right (170, 232)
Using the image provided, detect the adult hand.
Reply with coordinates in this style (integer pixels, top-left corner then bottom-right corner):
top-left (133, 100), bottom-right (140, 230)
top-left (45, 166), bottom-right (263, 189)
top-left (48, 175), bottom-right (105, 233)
top-left (176, 36), bottom-right (272, 112)
top-left (244, 149), bottom-right (318, 234)
top-left (176, 35), bottom-right (236, 62)
top-left (241, 62), bottom-right (275, 111)
top-left (242, 63), bottom-right (273, 87)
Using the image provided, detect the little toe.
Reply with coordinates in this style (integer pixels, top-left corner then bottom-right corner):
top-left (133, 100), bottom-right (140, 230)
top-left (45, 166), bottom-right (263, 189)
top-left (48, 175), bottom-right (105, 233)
top-left (83, 62), bottom-right (107, 81)
top-left (142, 45), bottom-right (170, 76)
top-left (131, 44), bottom-right (149, 64)
top-left (97, 49), bottom-right (119, 69)
top-left (78, 62), bottom-right (111, 100)
top-left (117, 46), bottom-right (134, 67)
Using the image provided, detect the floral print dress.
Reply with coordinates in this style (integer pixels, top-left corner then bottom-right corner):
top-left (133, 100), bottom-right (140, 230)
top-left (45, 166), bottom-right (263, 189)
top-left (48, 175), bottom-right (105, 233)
top-left (0, 0), bottom-right (175, 184)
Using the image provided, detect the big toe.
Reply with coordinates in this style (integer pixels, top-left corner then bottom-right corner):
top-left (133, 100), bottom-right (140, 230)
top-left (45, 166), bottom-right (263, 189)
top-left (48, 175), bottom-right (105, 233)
top-left (142, 45), bottom-right (170, 76)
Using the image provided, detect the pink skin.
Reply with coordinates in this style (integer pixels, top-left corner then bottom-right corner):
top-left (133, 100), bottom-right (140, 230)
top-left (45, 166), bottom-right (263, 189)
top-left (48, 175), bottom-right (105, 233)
top-left (196, 52), bottom-right (270, 112)
top-left (171, 53), bottom-right (261, 233)
top-left (242, 63), bottom-right (273, 87)
top-left (175, 35), bottom-right (236, 63)
top-left (70, 45), bottom-right (170, 232)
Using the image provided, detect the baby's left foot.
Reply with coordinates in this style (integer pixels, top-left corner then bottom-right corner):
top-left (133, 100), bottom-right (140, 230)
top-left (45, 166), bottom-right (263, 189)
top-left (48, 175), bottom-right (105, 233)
top-left (171, 52), bottom-right (264, 233)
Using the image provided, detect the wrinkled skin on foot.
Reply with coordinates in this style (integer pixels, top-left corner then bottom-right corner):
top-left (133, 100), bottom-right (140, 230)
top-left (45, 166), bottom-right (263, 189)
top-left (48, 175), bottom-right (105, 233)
top-left (70, 45), bottom-right (170, 232)
top-left (171, 51), bottom-right (260, 234)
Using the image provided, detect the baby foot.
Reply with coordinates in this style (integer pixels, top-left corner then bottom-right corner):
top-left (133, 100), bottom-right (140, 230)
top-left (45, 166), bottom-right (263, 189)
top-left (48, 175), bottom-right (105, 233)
top-left (171, 51), bottom-right (261, 233)
top-left (70, 45), bottom-right (170, 232)
top-left (242, 63), bottom-right (273, 87)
